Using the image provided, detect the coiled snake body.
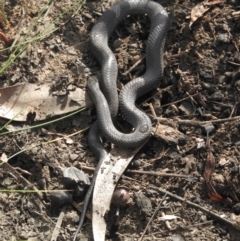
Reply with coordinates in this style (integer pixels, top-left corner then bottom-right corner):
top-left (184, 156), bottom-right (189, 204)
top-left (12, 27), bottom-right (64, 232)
top-left (88, 0), bottom-right (168, 148)
top-left (73, 0), bottom-right (168, 240)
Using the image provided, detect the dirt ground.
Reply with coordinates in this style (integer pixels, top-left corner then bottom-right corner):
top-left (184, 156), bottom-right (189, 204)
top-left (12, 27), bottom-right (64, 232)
top-left (1, 0), bottom-right (240, 240)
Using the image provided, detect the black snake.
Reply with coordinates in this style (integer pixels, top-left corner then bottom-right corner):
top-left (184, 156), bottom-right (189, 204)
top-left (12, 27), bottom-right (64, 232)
top-left (73, 0), bottom-right (168, 240)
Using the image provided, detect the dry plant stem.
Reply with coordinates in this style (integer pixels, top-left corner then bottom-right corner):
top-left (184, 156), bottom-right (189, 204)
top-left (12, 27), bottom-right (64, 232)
top-left (148, 147), bottom-right (170, 164)
top-left (123, 176), bottom-right (235, 230)
top-left (51, 206), bottom-right (67, 241)
top-left (228, 60), bottom-right (240, 66)
top-left (2, 161), bottom-right (43, 199)
top-left (138, 193), bottom-right (168, 241)
top-left (229, 103), bottom-right (237, 118)
top-left (122, 55), bottom-right (146, 76)
top-left (232, 10), bottom-right (240, 16)
top-left (14, 167), bottom-right (32, 175)
top-left (44, 0), bottom-right (55, 18)
top-left (80, 165), bottom-right (191, 179)
top-left (160, 93), bottom-right (199, 108)
top-left (152, 220), bottom-right (214, 236)
top-left (176, 115), bottom-right (240, 126)
top-left (10, 8), bottom-right (25, 51)
top-left (7, 127), bottom-right (89, 161)
top-left (126, 169), bottom-right (191, 179)
top-left (149, 185), bottom-right (234, 228)
top-left (154, 115), bottom-right (240, 127)
top-left (148, 103), bottom-right (157, 119)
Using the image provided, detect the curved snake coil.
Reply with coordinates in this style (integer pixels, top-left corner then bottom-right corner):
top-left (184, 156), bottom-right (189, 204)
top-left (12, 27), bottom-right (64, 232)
top-left (88, 0), bottom-right (168, 148)
top-left (73, 1), bottom-right (168, 240)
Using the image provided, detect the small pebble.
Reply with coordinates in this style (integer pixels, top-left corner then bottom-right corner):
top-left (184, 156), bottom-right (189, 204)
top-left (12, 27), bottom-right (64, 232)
top-left (233, 203), bottom-right (240, 214)
top-left (209, 91), bottom-right (224, 101)
top-left (19, 231), bottom-right (28, 239)
top-left (217, 75), bottom-right (226, 84)
top-left (112, 39), bottom-right (123, 49)
top-left (201, 123), bottom-right (215, 135)
top-left (62, 167), bottom-right (90, 187)
top-left (67, 47), bottom-right (77, 55)
top-left (69, 153), bottom-right (79, 161)
top-left (235, 80), bottom-right (240, 88)
top-left (212, 173), bottom-right (224, 183)
top-left (234, 52), bottom-right (240, 63)
top-left (217, 33), bottom-right (230, 43)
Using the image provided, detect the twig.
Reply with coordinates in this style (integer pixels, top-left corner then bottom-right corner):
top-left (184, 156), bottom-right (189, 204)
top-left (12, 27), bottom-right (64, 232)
top-left (80, 165), bottom-right (192, 179)
top-left (125, 169), bottom-right (192, 179)
top-left (51, 206), bottom-right (67, 241)
top-left (148, 103), bottom-right (157, 119)
top-left (154, 116), bottom-right (240, 127)
top-left (138, 193), bottom-right (168, 241)
top-left (43, 0), bottom-right (55, 19)
top-left (10, 7), bottom-right (25, 51)
top-left (232, 11), bottom-right (240, 16)
top-left (1, 153), bottom-right (43, 199)
top-left (148, 147), bottom-right (170, 164)
top-left (149, 184), bottom-right (235, 228)
top-left (176, 115), bottom-right (240, 126)
top-left (0, 30), bottom-right (9, 43)
top-left (229, 103), bottom-right (237, 118)
top-left (160, 94), bottom-right (200, 108)
top-left (151, 220), bottom-right (213, 236)
top-left (228, 60), bottom-right (240, 66)
top-left (122, 55), bottom-right (146, 76)
top-left (123, 175), bottom-right (239, 230)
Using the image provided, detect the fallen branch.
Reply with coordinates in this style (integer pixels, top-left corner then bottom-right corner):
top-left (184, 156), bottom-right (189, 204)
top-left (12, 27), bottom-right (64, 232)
top-left (155, 115), bottom-right (240, 127)
top-left (138, 193), bottom-right (168, 241)
top-left (51, 206), bottom-right (67, 241)
top-left (123, 175), bottom-right (239, 230)
top-left (149, 184), bottom-right (237, 229)
top-left (0, 153), bottom-right (43, 199)
top-left (80, 165), bottom-right (193, 179)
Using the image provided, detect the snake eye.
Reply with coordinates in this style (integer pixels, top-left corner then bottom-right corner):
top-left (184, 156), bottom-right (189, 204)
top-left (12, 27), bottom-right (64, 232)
top-left (139, 124), bottom-right (149, 133)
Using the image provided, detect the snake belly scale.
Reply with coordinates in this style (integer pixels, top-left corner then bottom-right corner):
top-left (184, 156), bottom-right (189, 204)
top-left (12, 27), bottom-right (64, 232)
top-left (73, 0), bottom-right (168, 240)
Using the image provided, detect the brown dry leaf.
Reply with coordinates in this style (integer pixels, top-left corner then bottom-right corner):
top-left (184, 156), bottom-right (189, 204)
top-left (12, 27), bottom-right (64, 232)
top-left (206, 182), bottom-right (222, 202)
top-left (203, 139), bottom-right (216, 182)
top-left (189, 3), bottom-right (210, 29)
top-left (0, 83), bottom-right (93, 121)
top-left (204, 138), bottom-right (222, 202)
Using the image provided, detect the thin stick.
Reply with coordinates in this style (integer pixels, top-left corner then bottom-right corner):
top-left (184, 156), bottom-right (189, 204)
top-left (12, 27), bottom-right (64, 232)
top-left (80, 165), bottom-right (192, 179)
top-left (154, 115), bottom-right (240, 127)
top-left (125, 169), bottom-right (192, 179)
top-left (50, 206), bottom-right (67, 241)
top-left (149, 185), bottom-right (235, 228)
top-left (1, 153), bottom-right (43, 199)
top-left (10, 8), bottom-right (25, 51)
top-left (160, 94), bottom-right (199, 108)
top-left (228, 60), bottom-right (240, 66)
top-left (44, 0), bottom-right (55, 19)
top-left (138, 193), bottom-right (168, 241)
top-left (176, 115), bottom-right (240, 126)
top-left (123, 176), bottom-right (238, 230)
top-left (122, 55), bottom-right (146, 76)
